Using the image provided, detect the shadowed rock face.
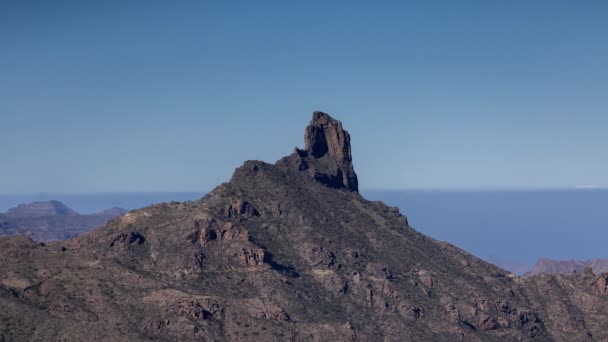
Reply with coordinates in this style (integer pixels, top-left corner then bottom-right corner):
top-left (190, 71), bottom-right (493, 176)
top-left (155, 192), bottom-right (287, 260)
top-left (305, 111), bottom-right (353, 161)
top-left (278, 111), bottom-right (358, 192)
top-left (1, 112), bottom-right (608, 341)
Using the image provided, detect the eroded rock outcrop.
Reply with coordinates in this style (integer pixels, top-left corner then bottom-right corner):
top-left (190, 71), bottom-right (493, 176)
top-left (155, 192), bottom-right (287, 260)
top-left (278, 111), bottom-right (358, 192)
top-left (591, 275), bottom-right (608, 295)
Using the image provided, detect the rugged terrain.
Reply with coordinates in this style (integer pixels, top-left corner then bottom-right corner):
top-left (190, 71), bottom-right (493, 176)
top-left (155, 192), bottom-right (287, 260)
top-left (0, 200), bottom-right (126, 241)
top-left (1, 112), bottom-right (608, 341)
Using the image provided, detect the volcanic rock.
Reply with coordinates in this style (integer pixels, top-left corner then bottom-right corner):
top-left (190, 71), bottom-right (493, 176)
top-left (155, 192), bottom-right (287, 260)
top-left (278, 111), bottom-right (358, 191)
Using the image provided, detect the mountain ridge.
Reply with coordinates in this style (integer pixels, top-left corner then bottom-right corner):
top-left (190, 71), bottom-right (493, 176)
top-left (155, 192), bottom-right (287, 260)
top-left (1, 112), bottom-right (607, 341)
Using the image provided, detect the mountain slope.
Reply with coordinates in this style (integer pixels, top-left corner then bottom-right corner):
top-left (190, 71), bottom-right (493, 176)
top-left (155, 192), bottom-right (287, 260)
top-left (1, 112), bottom-right (607, 341)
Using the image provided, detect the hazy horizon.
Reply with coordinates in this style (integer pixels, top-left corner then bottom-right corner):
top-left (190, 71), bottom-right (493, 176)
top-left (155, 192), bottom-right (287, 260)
top-left (2, 1), bottom-right (607, 193)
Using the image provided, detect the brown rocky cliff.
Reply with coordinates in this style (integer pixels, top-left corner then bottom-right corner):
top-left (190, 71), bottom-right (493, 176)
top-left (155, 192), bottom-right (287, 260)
top-left (278, 111), bottom-right (358, 192)
top-left (305, 111), bottom-right (353, 161)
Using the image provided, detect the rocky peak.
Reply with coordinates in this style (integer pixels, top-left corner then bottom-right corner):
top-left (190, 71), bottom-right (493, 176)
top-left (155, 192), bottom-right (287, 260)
top-left (277, 111), bottom-right (359, 192)
top-left (305, 111), bottom-right (352, 161)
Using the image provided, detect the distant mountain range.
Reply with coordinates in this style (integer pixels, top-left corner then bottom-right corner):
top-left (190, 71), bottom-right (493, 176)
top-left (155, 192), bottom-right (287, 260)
top-left (0, 200), bottom-right (127, 241)
top-left (525, 258), bottom-right (608, 276)
top-left (485, 256), bottom-right (608, 276)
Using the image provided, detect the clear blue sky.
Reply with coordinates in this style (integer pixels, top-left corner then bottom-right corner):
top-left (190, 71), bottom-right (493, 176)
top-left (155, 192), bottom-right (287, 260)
top-left (1, 1), bottom-right (607, 193)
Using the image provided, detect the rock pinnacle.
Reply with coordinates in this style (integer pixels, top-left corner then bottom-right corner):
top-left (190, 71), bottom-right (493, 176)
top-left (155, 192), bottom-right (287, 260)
top-left (278, 111), bottom-right (358, 192)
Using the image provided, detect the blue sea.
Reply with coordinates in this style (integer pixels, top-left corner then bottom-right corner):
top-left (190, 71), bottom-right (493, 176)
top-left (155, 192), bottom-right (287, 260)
top-left (364, 190), bottom-right (608, 271)
top-left (2, 190), bottom-right (606, 271)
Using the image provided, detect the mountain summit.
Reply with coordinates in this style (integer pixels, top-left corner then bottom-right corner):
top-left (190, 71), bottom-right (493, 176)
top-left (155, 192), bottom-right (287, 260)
top-left (1, 112), bottom-right (608, 341)
top-left (278, 111), bottom-right (358, 192)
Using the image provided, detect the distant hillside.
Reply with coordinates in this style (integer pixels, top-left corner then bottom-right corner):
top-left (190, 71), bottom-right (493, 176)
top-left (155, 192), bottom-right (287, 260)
top-left (0, 201), bottom-right (127, 241)
top-left (5, 200), bottom-right (78, 218)
top-left (526, 257), bottom-right (608, 276)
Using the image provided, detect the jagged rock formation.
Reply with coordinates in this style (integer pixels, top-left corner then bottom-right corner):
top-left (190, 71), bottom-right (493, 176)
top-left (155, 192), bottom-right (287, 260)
top-left (0, 201), bottom-right (127, 241)
top-left (278, 111), bottom-right (358, 192)
top-left (1, 112), bottom-right (608, 341)
top-left (526, 258), bottom-right (608, 276)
